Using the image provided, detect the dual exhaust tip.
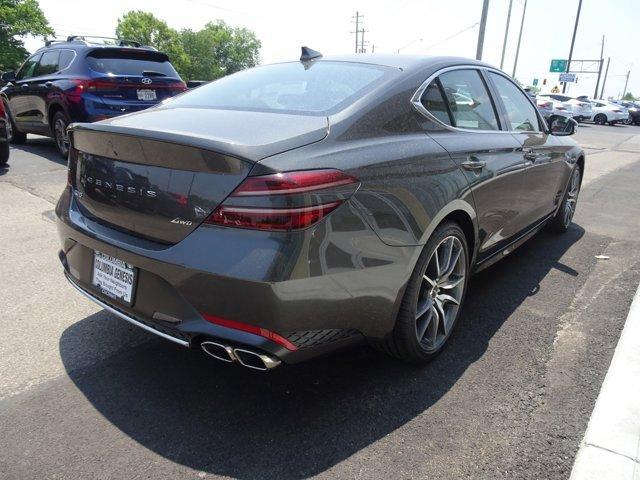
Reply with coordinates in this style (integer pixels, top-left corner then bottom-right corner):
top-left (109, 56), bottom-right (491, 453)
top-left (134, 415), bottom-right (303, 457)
top-left (200, 340), bottom-right (281, 371)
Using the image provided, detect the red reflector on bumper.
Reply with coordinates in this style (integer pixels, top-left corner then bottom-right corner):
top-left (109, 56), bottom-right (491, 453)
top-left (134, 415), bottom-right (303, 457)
top-left (201, 313), bottom-right (298, 351)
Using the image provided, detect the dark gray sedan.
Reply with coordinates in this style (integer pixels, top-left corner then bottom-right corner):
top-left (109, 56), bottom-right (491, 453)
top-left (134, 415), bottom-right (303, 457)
top-left (56, 51), bottom-right (583, 370)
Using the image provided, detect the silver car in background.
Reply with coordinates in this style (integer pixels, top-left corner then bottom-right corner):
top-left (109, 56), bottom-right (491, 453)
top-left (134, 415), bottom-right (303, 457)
top-left (587, 99), bottom-right (629, 125)
top-left (540, 94), bottom-right (592, 122)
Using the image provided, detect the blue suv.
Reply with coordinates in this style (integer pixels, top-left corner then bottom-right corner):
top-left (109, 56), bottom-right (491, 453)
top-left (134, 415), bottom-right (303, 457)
top-left (0, 36), bottom-right (187, 158)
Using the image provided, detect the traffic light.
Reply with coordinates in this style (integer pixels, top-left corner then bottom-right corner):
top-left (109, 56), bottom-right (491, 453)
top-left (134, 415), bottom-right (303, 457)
top-left (543, 78), bottom-right (547, 85)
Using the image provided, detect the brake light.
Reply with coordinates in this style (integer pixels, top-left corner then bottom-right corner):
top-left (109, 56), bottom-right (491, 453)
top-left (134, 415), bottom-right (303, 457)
top-left (174, 81), bottom-right (188, 92)
top-left (0, 100), bottom-right (5, 119)
top-left (205, 169), bottom-right (359, 231)
top-left (201, 313), bottom-right (298, 351)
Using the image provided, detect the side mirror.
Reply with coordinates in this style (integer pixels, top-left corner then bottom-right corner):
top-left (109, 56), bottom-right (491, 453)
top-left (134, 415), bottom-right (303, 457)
top-left (548, 114), bottom-right (577, 136)
top-left (1, 71), bottom-right (16, 83)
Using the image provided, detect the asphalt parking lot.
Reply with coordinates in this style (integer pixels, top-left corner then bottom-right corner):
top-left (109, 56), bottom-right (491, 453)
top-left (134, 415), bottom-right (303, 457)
top-left (1, 123), bottom-right (640, 479)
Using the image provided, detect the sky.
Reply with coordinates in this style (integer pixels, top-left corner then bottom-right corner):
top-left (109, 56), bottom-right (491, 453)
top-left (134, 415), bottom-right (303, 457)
top-left (23, 0), bottom-right (640, 99)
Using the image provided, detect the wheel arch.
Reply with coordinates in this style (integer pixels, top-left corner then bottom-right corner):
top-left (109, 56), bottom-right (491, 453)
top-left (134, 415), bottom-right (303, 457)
top-left (47, 102), bottom-right (68, 132)
top-left (417, 199), bottom-right (479, 267)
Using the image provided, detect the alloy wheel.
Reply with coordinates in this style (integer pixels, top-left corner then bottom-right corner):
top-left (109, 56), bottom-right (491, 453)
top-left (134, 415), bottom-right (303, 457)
top-left (563, 168), bottom-right (581, 227)
top-left (415, 235), bottom-right (466, 352)
top-left (54, 117), bottom-right (69, 157)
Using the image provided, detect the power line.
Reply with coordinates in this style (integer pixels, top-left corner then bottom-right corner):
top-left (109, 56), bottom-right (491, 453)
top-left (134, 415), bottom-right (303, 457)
top-left (421, 22), bottom-right (479, 52)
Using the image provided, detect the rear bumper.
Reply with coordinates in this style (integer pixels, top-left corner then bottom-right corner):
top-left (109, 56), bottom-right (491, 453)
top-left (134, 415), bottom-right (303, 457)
top-left (56, 186), bottom-right (417, 364)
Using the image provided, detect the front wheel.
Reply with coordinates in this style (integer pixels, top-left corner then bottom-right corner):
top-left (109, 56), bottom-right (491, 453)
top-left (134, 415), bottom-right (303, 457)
top-left (379, 222), bottom-right (469, 363)
top-left (4, 104), bottom-right (26, 145)
top-left (549, 166), bottom-right (581, 233)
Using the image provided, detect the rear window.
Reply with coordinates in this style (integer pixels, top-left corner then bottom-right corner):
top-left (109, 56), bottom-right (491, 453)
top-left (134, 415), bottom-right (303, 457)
top-left (86, 49), bottom-right (179, 78)
top-left (167, 61), bottom-right (396, 115)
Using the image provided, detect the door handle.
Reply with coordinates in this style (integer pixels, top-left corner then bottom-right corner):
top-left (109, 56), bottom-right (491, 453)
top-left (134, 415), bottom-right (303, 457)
top-left (21, 83), bottom-right (29, 90)
top-left (44, 81), bottom-right (53, 87)
top-left (461, 158), bottom-right (486, 171)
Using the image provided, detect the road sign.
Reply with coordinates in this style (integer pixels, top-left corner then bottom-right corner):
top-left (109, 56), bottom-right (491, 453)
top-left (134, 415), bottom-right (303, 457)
top-left (550, 59), bottom-right (568, 72)
top-left (559, 73), bottom-right (576, 83)
top-left (532, 78), bottom-right (539, 86)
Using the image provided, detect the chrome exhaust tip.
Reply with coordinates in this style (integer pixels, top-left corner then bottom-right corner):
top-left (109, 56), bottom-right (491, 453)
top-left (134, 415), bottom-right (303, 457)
top-left (233, 348), bottom-right (281, 371)
top-left (201, 341), bottom-right (236, 363)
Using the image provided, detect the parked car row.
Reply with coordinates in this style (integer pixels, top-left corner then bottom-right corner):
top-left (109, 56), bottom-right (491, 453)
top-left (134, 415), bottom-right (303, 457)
top-left (533, 92), bottom-right (638, 127)
top-left (0, 36), bottom-right (187, 158)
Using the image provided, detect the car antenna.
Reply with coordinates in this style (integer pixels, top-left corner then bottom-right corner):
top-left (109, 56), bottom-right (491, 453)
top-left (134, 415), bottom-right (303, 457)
top-left (300, 46), bottom-right (322, 69)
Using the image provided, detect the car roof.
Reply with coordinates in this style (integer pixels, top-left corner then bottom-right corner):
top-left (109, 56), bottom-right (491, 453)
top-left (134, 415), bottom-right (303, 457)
top-left (33, 41), bottom-right (157, 54)
top-left (311, 54), bottom-right (494, 72)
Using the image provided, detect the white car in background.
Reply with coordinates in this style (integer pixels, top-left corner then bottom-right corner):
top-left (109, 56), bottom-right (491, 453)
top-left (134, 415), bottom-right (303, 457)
top-left (584, 99), bottom-right (629, 125)
top-left (539, 93), bottom-right (592, 122)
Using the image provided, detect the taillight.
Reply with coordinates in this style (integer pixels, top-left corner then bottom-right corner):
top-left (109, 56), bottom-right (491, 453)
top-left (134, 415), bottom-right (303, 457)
top-left (201, 313), bottom-right (298, 351)
top-left (205, 169), bottom-right (359, 231)
top-left (174, 81), bottom-right (188, 92)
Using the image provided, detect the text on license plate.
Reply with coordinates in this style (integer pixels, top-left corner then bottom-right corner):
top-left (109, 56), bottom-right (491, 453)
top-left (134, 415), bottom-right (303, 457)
top-left (137, 89), bottom-right (157, 101)
top-left (92, 251), bottom-right (136, 304)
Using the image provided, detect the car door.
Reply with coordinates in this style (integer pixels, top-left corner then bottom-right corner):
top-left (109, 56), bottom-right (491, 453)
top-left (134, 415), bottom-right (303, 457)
top-left (418, 68), bottom-right (531, 261)
top-left (30, 50), bottom-right (61, 134)
top-left (485, 71), bottom-right (572, 226)
top-left (5, 53), bottom-right (42, 132)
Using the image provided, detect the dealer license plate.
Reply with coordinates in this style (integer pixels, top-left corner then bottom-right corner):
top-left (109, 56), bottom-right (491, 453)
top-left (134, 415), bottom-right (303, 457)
top-left (92, 251), bottom-right (136, 305)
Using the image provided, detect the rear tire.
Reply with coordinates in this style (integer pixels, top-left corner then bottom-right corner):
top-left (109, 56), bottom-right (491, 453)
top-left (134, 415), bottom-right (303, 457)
top-left (52, 111), bottom-right (70, 159)
top-left (594, 113), bottom-right (607, 125)
top-left (0, 140), bottom-right (8, 166)
top-left (379, 221), bottom-right (469, 363)
top-left (549, 166), bottom-right (581, 233)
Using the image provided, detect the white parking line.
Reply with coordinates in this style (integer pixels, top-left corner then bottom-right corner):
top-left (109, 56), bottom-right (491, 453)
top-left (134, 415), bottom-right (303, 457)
top-left (570, 282), bottom-right (640, 479)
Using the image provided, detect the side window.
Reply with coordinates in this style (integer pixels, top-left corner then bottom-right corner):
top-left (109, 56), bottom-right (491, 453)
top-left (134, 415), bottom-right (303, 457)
top-left (15, 54), bottom-right (41, 81)
top-left (58, 50), bottom-right (76, 70)
top-left (34, 51), bottom-right (60, 77)
top-left (438, 69), bottom-right (499, 130)
top-left (488, 72), bottom-right (540, 132)
top-left (419, 79), bottom-right (452, 126)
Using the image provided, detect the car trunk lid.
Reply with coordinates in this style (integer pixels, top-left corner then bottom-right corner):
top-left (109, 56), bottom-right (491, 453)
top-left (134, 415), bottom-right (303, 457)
top-left (69, 108), bottom-right (328, 244)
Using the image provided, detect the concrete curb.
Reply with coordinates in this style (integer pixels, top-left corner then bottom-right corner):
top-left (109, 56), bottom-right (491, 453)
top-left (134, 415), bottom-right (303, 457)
top-left (570, 282), bottom-right (640, 480)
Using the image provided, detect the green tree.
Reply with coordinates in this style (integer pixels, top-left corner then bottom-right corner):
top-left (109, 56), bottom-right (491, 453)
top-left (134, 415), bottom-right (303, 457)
top-left (115, 11), bottom-right (261, 81)
top-left (0, 0), bottom-right (54, 72)
top-left (115, 11), bottom-right (190, 78)
top-left (622, 92), bottom-right (635, 101)
top-left (180, 21), bottom-right (261, 81)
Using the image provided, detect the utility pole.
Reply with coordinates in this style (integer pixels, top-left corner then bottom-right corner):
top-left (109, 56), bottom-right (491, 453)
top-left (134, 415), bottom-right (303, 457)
top-left (500, 0), bottom-right (514, 69)
top-left (360, 28), bottom-right (368, 53)
top-left (623, 70), bottom-right (631, 98)
top-left (600, 57), bottom-right (610, 99)
top-left (476, 0), bottom-right (490, 60)
top-left (563, 0), bottom-right (583, 93)
top-left (352, 11), bottom-right (363, 53)
top-left (594, 35), bottom-right (605, 99)
top-left (512, 0), bottom-right (527, 79)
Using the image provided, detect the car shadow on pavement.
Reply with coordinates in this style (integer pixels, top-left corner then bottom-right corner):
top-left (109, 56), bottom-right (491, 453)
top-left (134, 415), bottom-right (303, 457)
top-left (10, 137), bottom-right (66, 166)
top-left (58, 225), bottom-right (585, 479)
